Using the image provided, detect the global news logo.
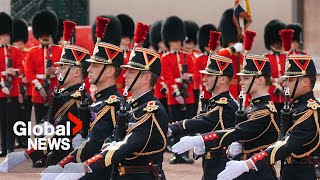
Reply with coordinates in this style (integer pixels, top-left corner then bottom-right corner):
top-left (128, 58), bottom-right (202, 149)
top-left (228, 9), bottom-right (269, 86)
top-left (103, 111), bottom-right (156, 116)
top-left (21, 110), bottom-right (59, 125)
top-left (13, 112), bottom-right (82, 151)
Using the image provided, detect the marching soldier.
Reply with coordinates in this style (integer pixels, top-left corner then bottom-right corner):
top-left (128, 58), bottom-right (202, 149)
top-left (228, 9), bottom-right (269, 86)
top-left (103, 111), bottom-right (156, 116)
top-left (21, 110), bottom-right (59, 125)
top-left (169, 54), bottom-right (238, 179)
top-left (0, 12), bottom-right (24, 157)
top-left (217, 55), bottom-right (320, 180)
top-left (287, 23), bottom-right (307, 55)
top-left (0, 23), bottom-right (92, 171)
top-left (41, 15), bottom-right (124, 180)
top-left (11, 18), bottom-right (31, 148)
top-left (194, 24), bottom-right (217, 110)
top-left (173, 54), bottom-right (280, 180)
top-left (217, 8), bottom-right (244, 101)
top-left (161, 16), bottom-right (195, 164)
top-left (150, 20), bottom-right (168, 113)
top-left (264, 19), bottom-right (287, 115)
top-left (51, 22), bottom-right (168, 180)
top-left (116, 14), bottom-right (135, 94)
top-left (24, 10), bottom-right (63, 124)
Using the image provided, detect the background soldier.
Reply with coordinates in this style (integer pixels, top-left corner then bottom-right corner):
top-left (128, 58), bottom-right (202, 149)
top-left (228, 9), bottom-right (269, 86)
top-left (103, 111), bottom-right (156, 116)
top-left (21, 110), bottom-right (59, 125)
top-left (116, 14), bottom-right (135, 94)
top-left (264, 19), bottom-right (287, 115)
top-left (173, 54), bottom-right (280, 180)
top-left (217, 55), bottom-right (320, 180)
top-left (41, 15), bottom-right (124, 180)
top-left (0, 22), bottom-right (92, 171)
top-left (0, 12), bottom-right (24, 157)
top-left (161, 16), bottom-right (195, 164)
top-left (169, 53), bottom-right (238, 179)
top-left (24, 10), bottom-right (62, 124)
top-left (287, 23), bottom-right (307, 55)
top-left (51, 22), bottom-right (168, 180)
top-left (11, 18), bottom-right (31, 148)
top-left (216, 8), bottom-right (244, 101)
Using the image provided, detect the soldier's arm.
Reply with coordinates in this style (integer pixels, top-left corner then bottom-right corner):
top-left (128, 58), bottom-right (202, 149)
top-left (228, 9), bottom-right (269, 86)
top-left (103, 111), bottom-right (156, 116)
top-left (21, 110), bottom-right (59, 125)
top-left (13, 47), bottom-right (24, 76)
top-left (250, 109), bottom-right (319, 170)
top-left (161, 55), bottom-right (181, 97)
top-left (24, 50), bottom-right (42, 90)
top-left (202, 109), bottom-right (277, 150)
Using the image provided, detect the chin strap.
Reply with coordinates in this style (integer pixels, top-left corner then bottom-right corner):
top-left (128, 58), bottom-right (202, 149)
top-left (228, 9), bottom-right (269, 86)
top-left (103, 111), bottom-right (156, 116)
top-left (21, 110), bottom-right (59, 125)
top-left (94, 64), bottom-right (107, 85)
top-left (290, 77), bottom-right (300, 99)
top-left (246, 76), bottom-right (256, 94)
top-left (210, 76), bottom-right (219, 92)
top-left (128, 70), bottom-right (142, 92)
top-left (58, 66), bottom-right (71, 87)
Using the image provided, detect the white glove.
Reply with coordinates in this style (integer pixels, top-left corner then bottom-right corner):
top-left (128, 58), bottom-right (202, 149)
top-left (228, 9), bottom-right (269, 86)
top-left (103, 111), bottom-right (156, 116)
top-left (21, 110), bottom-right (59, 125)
top-left (55, 163), bottom-right (86, 180)
top-left (0, 151), bottom-right (29, 172)
top-left (233, 43), bottom-right (243, 52)
top-left (40, 165), bottom-right (63, 180)
top-left (217, 160), bottom-right (249, 180)
top-left (72, 134), bottom-right (85, 149)
top-left (194, 146), bottom-right (205, 156)
top-left (227, 142), bottom-right (243, 158)
top-left (172, 136), bottom-right (204, 154)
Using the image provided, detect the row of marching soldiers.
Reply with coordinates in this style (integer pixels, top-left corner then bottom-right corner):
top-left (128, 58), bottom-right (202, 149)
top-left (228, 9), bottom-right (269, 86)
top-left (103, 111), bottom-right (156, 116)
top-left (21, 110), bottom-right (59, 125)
top-left (0, 7), bottom-right (318, 180)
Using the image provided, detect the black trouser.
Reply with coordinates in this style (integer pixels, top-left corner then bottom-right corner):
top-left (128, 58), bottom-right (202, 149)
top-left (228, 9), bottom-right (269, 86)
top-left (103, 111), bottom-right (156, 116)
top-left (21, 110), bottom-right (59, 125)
top-left (0, 97), bottom-right (20, 153)
top-left (193, 89), bottom-right (200, 116)
top-left (33, 102), bottom-right (49, 124)
top-left (281, 164), bottom-right (317, 180)
top-left (202, 157), bottom-right (229, 180)
top-left (169, 104), bottom-right (194, 158)
top-left (17, 96), bottom-right (32, 145)
top-left (236, 164), bottom-right (277, 180)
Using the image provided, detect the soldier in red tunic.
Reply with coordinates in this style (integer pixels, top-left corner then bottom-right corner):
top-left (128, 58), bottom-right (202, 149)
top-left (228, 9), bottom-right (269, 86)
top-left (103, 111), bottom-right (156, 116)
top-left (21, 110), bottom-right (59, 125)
top-left (217, 9), bottom-right (244, 101)
top-left (0, 12), bottom-right (24, 157)
top-left (24, 10), bottom-right (62, 124)
top-left (116, 14), bottom-right (135, 94)
top-left (11, 18), bottom-right (31, 148)
top-left (161, 16), bottom-right (195, 164)
top-left (287, 23), bottom-right (307, 55)
top-left (264, 19), bottom-right (286, 114)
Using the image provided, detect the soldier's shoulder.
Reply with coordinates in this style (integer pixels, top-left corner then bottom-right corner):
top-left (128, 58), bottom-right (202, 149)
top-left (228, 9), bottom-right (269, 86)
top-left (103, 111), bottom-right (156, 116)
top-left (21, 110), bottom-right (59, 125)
top-left (28, 46), bottom-right (40, 52)
top-left (306, 99), bottom-right (320, 110)
top-left (104, 95), bottom-right (122, 105)
top-left (215, 97), bottom-right (229, 105)
top-left (143, 100), bottom-right (161, 113)
top-left (266, 101), bottom-right (277, 113)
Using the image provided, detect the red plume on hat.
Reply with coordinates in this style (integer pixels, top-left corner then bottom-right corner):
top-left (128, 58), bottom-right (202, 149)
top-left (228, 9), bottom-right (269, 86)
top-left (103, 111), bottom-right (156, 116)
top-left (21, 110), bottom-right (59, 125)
top-left (63, 20), bottom-right (77, 44)
top-left (243, 30), bottom-right (256, 54)
top-left (208, 30), bottom-right (221, 53)
top-left (95, 16), bottom-right (110, 42)
top-left (133, 22), bottom-right (150, 47)
top-left (279, 29), bottom-right (294, 53)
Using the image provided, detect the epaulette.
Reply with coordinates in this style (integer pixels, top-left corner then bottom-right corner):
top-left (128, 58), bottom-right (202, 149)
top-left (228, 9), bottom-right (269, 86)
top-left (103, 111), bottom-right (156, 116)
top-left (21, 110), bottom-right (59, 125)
top-left (194, 52), bottom-right (203, 58)
top-left (28, 46), bottom-right (39, 51)
top-left (267, 101), bottom-right (277, 112)
top-left (71, 90), bottom-right (81, 98)
top-left (215, 97), bottom-right (228, 105)
top-left (143, 101), bottom-right (159, 112)
top-left (126, 96), bottom-right (133, 103)
top-left (307, 99), bottom-right (320, 110)
top-left (105, 95), bottom-right (121, 105)
top-left (51, 44), bottom-right (62, 48)
top-left (162, 52), bottom-right (171, 57)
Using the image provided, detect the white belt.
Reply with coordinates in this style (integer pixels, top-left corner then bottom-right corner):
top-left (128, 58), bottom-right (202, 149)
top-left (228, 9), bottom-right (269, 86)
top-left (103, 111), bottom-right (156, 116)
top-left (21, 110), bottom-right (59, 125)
top-left (35, 74), bottom-right (56, 79)
top-left (175, 78), bottom-right (182, 83)
top-left (1, 69), bottom-right (20, 76)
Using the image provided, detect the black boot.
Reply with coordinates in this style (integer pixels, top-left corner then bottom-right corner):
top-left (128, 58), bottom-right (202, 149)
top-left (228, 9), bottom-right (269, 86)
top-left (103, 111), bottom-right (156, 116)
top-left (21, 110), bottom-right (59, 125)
top-left (32, 157), bottom-right (47, 168)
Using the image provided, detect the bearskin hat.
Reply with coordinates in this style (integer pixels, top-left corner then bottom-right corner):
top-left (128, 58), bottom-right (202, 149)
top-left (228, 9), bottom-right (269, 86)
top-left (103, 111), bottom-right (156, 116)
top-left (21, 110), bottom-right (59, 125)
top-left (116, 14), bottom-right (134, 39)
top-left (184, 20), bottom-right (199, 45)
top-left (161, 16), bottom-right (186, 49)
top-left (149, 20), bottom-right (163, 51)
top-left (264, 19), bottom-right (286, 50)
top-left (32, 10), bottom-right (58, 39)
top-left (218, 8), bottom-right (238, 48)
top-left (197, 24), bottom-right (217, 53)
top-left (91, 15), bottom-right (122, 46)
top-left (12, 18), bottom-right (28, 43)
top-left (0, 12), bottom-right (12, 36)
top-left (287, 23), bottom-right (303, 44)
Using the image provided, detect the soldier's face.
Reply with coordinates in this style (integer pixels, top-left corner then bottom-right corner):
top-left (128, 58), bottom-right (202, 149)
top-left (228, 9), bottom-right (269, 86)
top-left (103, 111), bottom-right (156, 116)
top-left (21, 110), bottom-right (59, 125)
top-left (0, 34), bottom-right (10, 44)
top-left (120, 37), bottom-right (131, 48)
top-left (157, 41), bottom-right (167, 52)
top-left (240, 75), bottom-right (255, 94)
top-left (39, 35), bottom-right (51, 45)
top-left (291, 41), bottom-right (299, 50)
top-left (168, 41), bottom-right (181, 51)
top-left (12, 41), bottom-right (25, 50)
top-left (123, 68), bottom-right (139, 90)
top-left (185, 42), bottom-right (195, 50)
top-left (87, 62), bottom-right (102, 84)
top-left (283, 77), bottom-right (305, 99)
top-left (56, 64), bottom-right (77, 87)
top-left (203, 74), bottom-right (217, 92)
